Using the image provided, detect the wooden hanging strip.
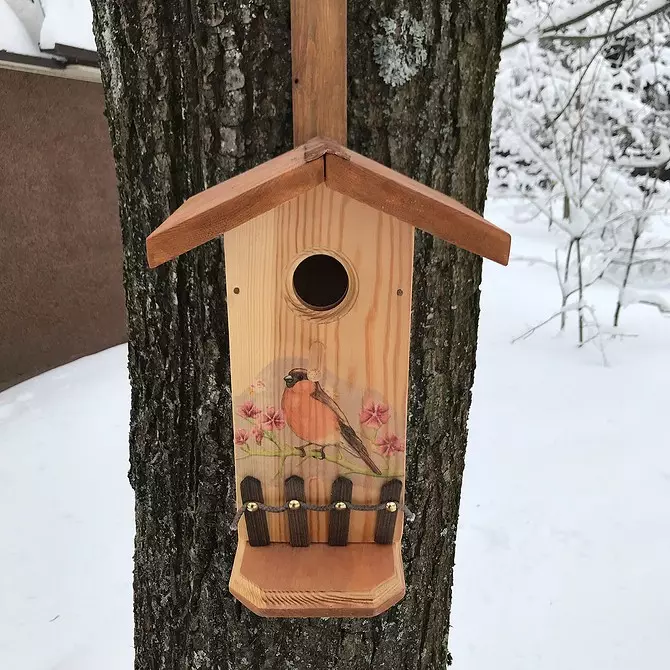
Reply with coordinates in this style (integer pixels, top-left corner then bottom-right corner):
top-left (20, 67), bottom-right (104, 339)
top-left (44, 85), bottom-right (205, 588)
top-left (374, 479), bottom-right (403, 545)
top-left (285, 475), bottom-right (309, 547)
top-left (240, 476), bottom-right (270, 547)
top-left (328, 476), bottom-right (353, 546)
top-left (290, 0), bottom-right (347, 145)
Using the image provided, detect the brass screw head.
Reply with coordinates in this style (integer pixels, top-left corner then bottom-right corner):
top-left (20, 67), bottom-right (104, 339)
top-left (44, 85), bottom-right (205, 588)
top-left (386, 501), bottom-right (398, 513)
top-left (288, 499), bottom-right (301, 510)
top-left (246, 501), bottom-right (259, 513)
top-left (334, 501), bottom-right (347, 511)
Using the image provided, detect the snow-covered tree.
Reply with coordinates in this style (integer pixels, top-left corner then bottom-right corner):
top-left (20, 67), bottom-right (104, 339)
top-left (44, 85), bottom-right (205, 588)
top-left (492, 0), bottom-right (670, 338)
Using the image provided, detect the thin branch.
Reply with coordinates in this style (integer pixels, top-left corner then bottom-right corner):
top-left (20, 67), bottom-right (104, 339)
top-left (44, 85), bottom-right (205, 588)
top-left (512, 310), bottom-right (565, 342)
top-left (580, 304), bottom-right (609, 366)
top-left (513, 255), bottom-right (558, 269)
top-left (548, 1), bottom-right (623, 126)
top-left (502, 0), bottom-right (623, 50)
top-left (539, 2), bottom-right (670, 44)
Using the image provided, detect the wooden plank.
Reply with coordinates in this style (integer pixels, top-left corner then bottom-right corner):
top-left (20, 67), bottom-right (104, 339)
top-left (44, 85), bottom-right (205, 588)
top-left (328, 476), bottom-right (353, 546)
top-left (0, 59), bottom-right (101, 83)
top-left (374, 479), bottom-right (403, 545)
top-left (240, 476), bottom-right (270, 547)
top-left (291, 0), bottom-right (347, 145)
top-left (325, 151), bottom-right (511, 266)
top-left (147, 136), bottom-right (511, 270)
top-left (285, 475), bottom-right (309, 547)
top-left (225, 183), bottom-right (413, 543)
top-left (0, 58), bottom-right (100, 84)
top-left (304, 137), bottom-right (349, 163)
top-left (229, 540), bottom-right (405, 617)
top-left (146, 143), bottom-right (325, 268)
top-left (43, 43), bottom-right (99, 67)
top-left (0, 51), bottom-right (66, 71)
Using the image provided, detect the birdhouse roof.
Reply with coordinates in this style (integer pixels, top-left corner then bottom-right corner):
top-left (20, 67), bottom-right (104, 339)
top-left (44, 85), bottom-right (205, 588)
top-left (146, 137), bottom-right (511, 268)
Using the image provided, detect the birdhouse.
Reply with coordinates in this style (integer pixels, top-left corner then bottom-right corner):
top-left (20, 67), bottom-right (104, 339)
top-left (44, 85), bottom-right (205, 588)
top-left (145, 0), bottom-right (510, 619)
top-left (146, 137), bottom-right (510, 617)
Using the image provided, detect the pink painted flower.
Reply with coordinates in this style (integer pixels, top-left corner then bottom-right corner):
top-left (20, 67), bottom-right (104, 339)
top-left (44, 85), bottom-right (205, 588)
top-left (251, 425), bottom-right (265, 445)
top-left (359, 400), bottom-right (390, 429)
top-left (376, 433), bottom-right (404, 457)
top-left (234, 428), bottom-right (249, 445)
top-left (237, 400), bottom-right (261, 420)
top-left (251, 379), bottom-right (266, 392)
top-left (260, 406), bottom-right (286, 431)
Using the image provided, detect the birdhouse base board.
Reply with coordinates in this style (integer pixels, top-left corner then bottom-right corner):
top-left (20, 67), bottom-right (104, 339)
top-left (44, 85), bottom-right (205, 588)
top-left (229, 540), bottom-right (405, 617)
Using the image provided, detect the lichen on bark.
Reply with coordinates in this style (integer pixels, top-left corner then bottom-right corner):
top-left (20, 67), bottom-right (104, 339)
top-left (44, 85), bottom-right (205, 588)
top-left (90, 1), bottom-right (508, 668)
top-left (373, 10), bottom-right (427, 87)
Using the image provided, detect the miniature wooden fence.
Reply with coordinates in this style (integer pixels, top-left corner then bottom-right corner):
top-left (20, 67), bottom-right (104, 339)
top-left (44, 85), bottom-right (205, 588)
top-left (238, 475), bottom-right (404, 547)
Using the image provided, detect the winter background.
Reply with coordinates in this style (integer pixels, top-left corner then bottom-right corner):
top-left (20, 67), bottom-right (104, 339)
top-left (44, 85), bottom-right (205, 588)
top-left (1, 1), bottom-right (670, 668)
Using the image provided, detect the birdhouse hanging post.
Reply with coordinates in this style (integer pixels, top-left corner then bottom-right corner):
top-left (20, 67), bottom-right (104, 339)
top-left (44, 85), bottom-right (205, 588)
top-left (146, 0), bottom-right (511, 619)
top-left (290, 0), bottom-right (347, 146)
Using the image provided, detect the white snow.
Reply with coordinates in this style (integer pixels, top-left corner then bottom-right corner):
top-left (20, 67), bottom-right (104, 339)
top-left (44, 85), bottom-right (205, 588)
top-left (502, 0), bottom-right (669, 48)
top-left (3, 0), bottom-right (45, 45)
top-left (40, 0), bottom-right (96, 52)
top-left (0, 347), bottom-right (133, 670)
top-left (1, 201), bottom-right (669, 668)
top-left (0, 0), bottom-right (96, 59)
top-left (450, 199), bottom-right (670, 670)
top-left (0, 0), bottom-right (42, 57)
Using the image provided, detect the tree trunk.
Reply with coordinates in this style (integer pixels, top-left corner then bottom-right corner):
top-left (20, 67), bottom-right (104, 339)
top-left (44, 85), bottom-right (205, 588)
top-left (90, 1), bottom-right (507, 668)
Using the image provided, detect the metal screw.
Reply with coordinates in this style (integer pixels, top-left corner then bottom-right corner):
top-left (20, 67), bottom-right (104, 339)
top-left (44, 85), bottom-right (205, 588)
top-left (397, 288), bottom-right (403, 296)
top-left (334, 501), bottom-right (348, 511)
top-left (246, 501), bottom-right (259, 512)
top-left (233, 287), bottom-right (240, 295)
top-left (288, 499), bottom-right (301, 510)
top-left (385, 501), bottom-right (398, 513)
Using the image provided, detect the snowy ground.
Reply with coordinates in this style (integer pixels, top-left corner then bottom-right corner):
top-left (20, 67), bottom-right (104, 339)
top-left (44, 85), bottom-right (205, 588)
top-left (1, 199), bottom-right (669, 669)
top-left (451, 200), bottom-right (670, 670)
top-left (0, 349), bottom-right (133, 670)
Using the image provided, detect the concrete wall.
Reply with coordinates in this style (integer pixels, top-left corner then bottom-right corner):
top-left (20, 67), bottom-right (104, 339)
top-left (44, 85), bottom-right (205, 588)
top-left (0, 68), bottom-right (126, 391)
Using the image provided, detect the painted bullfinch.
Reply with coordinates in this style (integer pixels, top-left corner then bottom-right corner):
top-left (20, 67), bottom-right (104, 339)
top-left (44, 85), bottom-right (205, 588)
top-left (281, 368), bottom-right (382, 475)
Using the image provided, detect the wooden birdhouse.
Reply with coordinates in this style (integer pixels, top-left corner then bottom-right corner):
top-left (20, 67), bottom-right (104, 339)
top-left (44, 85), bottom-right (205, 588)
top-left (146, 0), bottom-right (510, 619)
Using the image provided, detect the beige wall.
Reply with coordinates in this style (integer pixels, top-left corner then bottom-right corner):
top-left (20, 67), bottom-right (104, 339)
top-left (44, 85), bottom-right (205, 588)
top-left (0, 68), bottom-right (126, 391)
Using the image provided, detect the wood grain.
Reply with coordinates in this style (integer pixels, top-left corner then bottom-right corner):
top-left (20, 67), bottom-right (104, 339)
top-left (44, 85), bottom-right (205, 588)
top-left (240, 476), bottom-right (270, 547)
top-left (285, 475), bottom-right (309, 547)
top-left (329, 476), bottom-right (353, 546)
top-left (325, 151), bottom-right (511, 266)
top-left (147, 137), bottom-right (510, 270)
top-left (374, 479), bottom-right (403, 545)
top-left (291, 0), bottom-right (347, 145)
top-left (229, 540), bottom-right (405, 617)
top-left (146, 143), bottom-right (324, 268)
top-left (225, 184), bottom-right (413, 543)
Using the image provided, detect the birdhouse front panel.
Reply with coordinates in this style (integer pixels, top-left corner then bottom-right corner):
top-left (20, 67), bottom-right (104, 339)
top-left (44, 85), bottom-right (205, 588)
top-left (224, 183), bottom-right (414, 544)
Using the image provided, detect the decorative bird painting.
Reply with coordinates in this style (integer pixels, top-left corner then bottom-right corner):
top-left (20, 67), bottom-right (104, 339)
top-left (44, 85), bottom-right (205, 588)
top-left (281, 368), bottom-right (382, 475)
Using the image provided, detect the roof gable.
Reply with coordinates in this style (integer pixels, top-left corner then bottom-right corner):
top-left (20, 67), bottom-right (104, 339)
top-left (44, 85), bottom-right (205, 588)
top-left (146, 138), bottom-right (511, 268)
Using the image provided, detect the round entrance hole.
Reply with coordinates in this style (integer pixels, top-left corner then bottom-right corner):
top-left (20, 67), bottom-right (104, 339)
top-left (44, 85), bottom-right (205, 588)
top-left (292, 254), bottom-right (349, 311)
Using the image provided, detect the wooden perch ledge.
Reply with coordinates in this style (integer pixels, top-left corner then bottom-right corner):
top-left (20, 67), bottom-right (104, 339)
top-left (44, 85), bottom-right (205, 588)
top-left (146, 137), bottom-right (511, 268)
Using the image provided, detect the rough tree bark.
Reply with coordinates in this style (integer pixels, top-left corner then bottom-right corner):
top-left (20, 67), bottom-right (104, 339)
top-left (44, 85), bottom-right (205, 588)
top-left (90, 1), bottom-right (507, 668)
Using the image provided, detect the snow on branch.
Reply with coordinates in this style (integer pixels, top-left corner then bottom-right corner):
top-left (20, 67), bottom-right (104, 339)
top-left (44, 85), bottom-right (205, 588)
top-left (491, 1), bottom-right (670, 342)
top-left (540, 1), bottom-right (670, 44)
top-left (503, 0), bottom-right (670, 50)
top-left (620, 288), bottom-right (670, 314)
